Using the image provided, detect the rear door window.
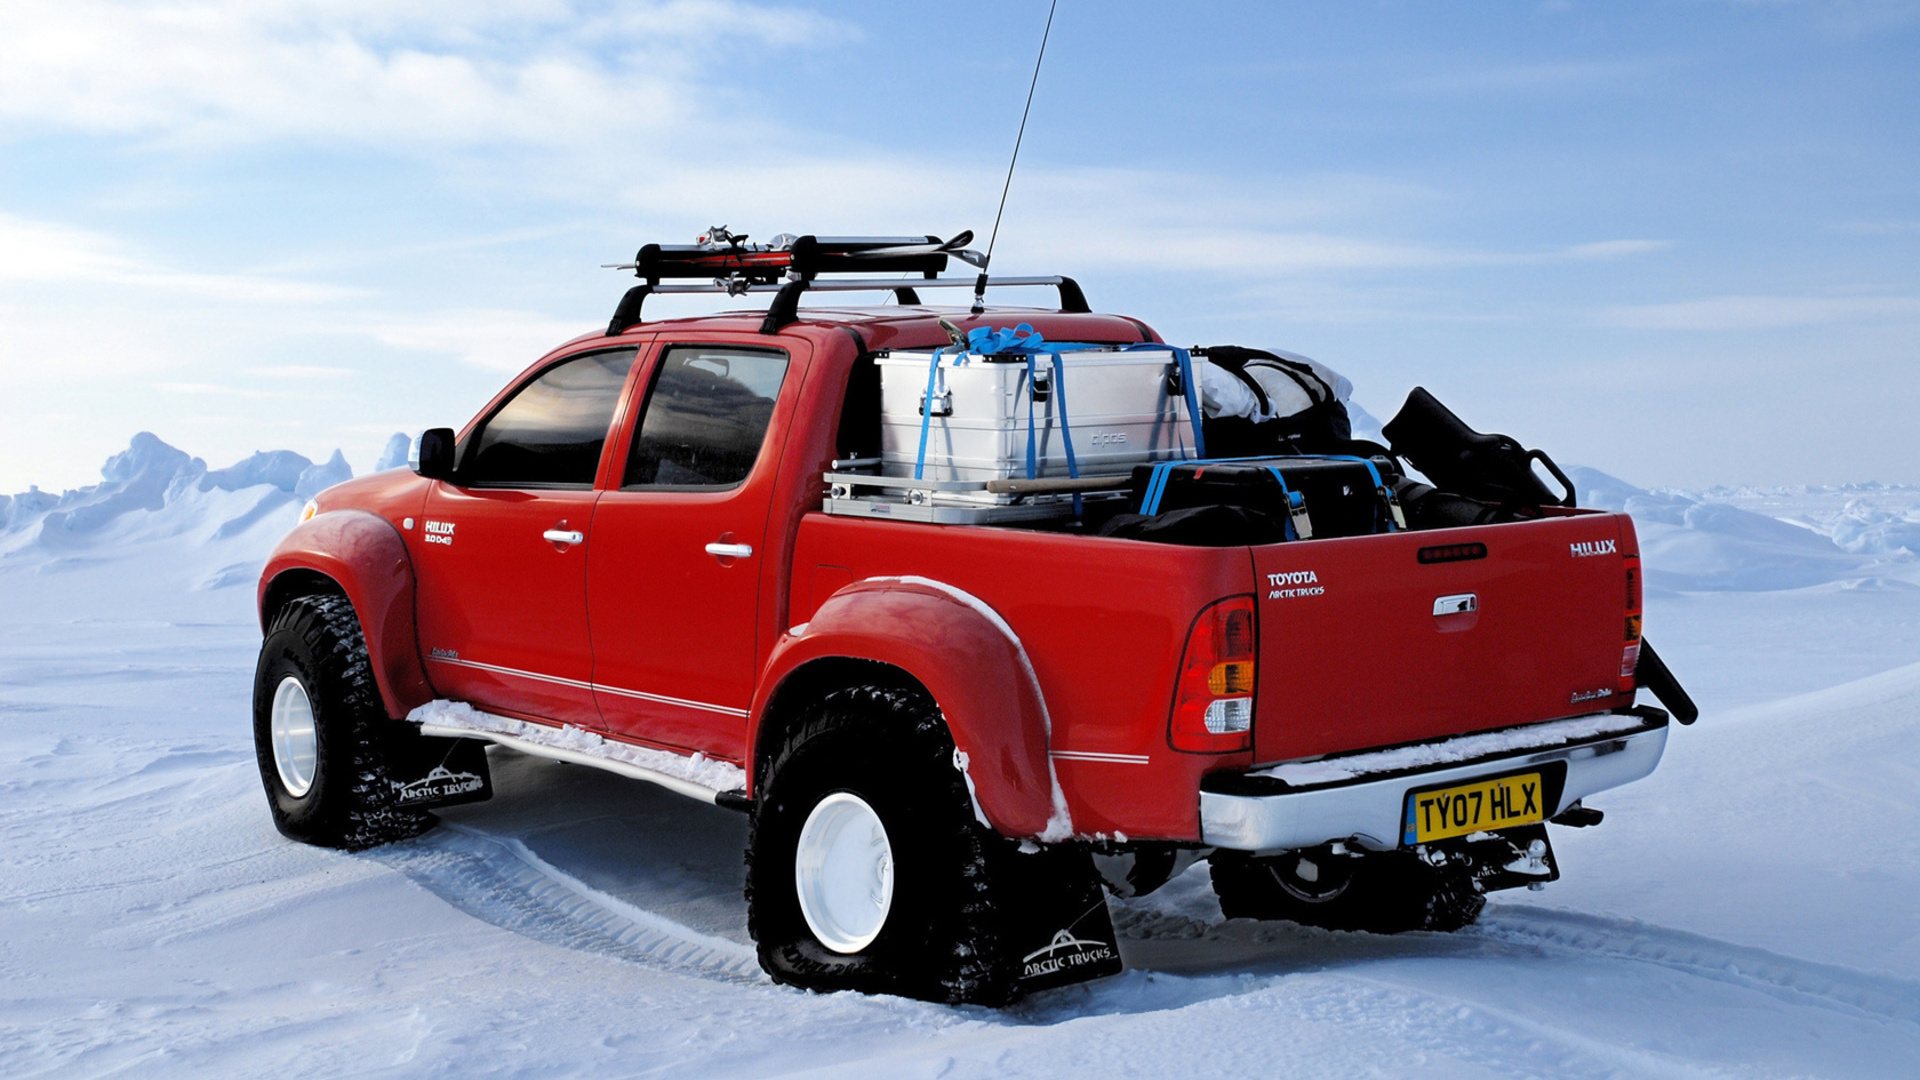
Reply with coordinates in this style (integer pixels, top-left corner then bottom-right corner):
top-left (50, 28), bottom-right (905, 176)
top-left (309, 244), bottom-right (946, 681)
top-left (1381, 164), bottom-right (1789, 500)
top-left (463, 348), bottom-right (637, 488)
top-left (624, 346), bottom-right (790, 488)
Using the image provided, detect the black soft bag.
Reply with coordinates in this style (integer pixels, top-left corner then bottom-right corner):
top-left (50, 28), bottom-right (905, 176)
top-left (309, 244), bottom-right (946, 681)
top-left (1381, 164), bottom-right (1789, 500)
top-left (1198, 346), bottom-right (1353, 456)
top-left (1097, 503), bottom-right (1288, 547)
top-left (1381, 387), bottom-right (1575, 509)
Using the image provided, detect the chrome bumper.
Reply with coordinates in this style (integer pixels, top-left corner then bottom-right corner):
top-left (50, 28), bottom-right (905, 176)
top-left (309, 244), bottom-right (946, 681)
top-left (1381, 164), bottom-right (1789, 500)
top-left (1199, 711), bottom-right (1670, 852)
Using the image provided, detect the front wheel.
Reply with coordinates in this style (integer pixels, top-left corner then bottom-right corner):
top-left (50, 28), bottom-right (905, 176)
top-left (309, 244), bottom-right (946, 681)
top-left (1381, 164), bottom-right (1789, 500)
top-left (252, 594), bottom-right (433, 850)
top-left (746, 684), bottom-right (1016, 1005)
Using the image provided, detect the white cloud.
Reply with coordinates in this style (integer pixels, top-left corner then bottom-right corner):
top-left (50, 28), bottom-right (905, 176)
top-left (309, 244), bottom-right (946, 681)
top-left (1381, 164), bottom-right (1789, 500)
top-left (1598, 294), bottom-right (1920, 330)
top-left (0, 0), bottom-right (847, 149)
top-left (245, 365), bottom-right (355, 378)
top-left (0, 212), bottom-right (356, 303)
top-left (366, 308), bottom-right (597, 370)
top-left (1564, 239), bottom-right (1672, 260)
top-left (1040, 227), bottom-right (1667, 275)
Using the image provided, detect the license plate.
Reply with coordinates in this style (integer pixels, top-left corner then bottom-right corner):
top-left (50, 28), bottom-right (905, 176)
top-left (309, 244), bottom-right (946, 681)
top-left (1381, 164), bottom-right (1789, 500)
top-left (1403, 771), bottom-right (1545, 845)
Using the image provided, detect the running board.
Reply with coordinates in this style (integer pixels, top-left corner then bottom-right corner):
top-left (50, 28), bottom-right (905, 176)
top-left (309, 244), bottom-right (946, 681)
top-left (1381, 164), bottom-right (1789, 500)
top-left (410, 700), bottom-right (750, 811)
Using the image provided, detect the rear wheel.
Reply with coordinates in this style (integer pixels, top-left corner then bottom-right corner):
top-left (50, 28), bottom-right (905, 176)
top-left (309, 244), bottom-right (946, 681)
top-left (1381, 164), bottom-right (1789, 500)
top-left (746, 684), bottom-right (1017, 1005)
top-left (1210, 845), bottom-right (1484, 933)
top-left (252, 594), bottom-right (433, 850)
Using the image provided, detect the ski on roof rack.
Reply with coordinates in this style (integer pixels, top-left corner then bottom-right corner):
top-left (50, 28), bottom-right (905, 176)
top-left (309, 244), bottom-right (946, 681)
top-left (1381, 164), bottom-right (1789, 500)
top-left (601, 227), bottom-right (1090, 335)
top-left (605, 229), bottom-right (985, 283)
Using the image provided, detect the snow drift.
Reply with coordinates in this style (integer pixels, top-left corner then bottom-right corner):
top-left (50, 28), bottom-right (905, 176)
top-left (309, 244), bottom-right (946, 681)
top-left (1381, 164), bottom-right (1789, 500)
top-left (1565, 465), bottom-right (1917, 592)
top-left (0, 432), bottom-right (402, 598)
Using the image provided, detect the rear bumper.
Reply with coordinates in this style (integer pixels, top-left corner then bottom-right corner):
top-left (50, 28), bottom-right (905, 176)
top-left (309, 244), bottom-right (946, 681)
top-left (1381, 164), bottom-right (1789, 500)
top-left (1199, 708), bottom-right (1669, 852)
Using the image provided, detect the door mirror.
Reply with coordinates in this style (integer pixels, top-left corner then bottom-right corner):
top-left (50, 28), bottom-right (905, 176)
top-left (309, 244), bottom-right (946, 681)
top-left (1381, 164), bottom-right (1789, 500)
top-left (410, 428), bottom-right (457, 481)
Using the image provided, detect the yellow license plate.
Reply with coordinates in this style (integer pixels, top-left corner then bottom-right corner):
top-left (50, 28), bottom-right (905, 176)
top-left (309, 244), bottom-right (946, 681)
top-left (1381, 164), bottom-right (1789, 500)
top-left (1403, 771), bottom-right (1545, 845)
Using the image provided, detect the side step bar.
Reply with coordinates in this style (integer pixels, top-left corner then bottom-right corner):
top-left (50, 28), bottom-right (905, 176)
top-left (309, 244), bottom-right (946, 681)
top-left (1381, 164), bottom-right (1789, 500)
top-left (413, 701), bottom-right (751, 811)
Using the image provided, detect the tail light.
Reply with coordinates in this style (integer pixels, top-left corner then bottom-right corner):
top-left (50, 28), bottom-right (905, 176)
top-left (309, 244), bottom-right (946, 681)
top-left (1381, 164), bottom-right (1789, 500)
top-left (1620, 554), bottom-right (1643, 692)
top-left (1170, 596), bottom-right (1257, 753)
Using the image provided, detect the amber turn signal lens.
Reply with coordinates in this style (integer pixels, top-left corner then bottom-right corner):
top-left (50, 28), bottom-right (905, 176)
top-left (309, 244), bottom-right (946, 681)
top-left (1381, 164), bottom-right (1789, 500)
top-left (1208, 661), bottom-right (1253, 696)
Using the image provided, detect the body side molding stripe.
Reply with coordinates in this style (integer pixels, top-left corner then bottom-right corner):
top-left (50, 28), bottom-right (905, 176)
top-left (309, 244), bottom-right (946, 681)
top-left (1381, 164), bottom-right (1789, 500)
top-left (1049, 750), bottom-right (1151, 765)
top-left (428, 656), bottom-right (750, 718)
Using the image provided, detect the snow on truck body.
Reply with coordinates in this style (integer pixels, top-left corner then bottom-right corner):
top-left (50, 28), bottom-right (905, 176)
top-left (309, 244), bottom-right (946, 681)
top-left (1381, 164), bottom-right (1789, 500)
top-left (254, 287), bottom-right (1672, 1003)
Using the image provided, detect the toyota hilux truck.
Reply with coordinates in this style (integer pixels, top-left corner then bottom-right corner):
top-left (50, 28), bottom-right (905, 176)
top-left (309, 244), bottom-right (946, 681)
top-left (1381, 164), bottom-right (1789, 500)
top-left (253, 234), bottom-right (1684, 1005)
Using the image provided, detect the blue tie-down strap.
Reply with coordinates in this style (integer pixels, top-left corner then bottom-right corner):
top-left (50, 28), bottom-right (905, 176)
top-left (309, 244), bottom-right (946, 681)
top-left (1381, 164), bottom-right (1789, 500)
top-left (1137, 460), bottom-right (1305, 541)
top-left (1278, 453), bottom-right (1403, 532)
top-left (1261, 467), bottom-right (1307, 541)
top-left (918, 327), bottom-right (1115, 513)
top-left (1049, 351), bottom-right (1083, 514)
top-left (1138, 460), bottom-right (1180, 516)
top-left (968, 323), bottom-right (1040, 355)
top-left (1119, 343), bottom-right (1206, 460)
top-left (958, 325), bottom-right (1096, 491)
top-left (1024, 352), bottom-right (1038, 479)
top-left (914, 346), bottom-right (948, 481)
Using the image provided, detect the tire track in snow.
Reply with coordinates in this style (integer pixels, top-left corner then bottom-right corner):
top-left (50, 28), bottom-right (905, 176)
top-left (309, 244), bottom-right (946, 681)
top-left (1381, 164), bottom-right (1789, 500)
top-left (1114, 900), bottom-right (1920, 1031)
top-left (382, 818), bottom-right (1920, 1038)
top-left (1475, 907), bottom-right (1920, 1028)
top-left (374, 822), bottom-right (766, 985)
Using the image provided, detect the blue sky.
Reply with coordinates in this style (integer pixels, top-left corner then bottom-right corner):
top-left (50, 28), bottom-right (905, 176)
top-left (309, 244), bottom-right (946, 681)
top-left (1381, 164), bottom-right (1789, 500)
top-left (2, 0), bottom-right (1917, 493)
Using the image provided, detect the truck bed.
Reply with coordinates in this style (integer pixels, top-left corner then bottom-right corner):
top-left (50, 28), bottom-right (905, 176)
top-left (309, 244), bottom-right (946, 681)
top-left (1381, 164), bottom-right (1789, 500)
top-left (787, 507), bottom-right (1639, 841)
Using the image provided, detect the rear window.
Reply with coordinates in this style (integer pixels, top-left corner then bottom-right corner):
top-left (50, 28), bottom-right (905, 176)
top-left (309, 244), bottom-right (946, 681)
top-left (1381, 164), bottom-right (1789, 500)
top-left (624, 346), bottom-right (790, 488)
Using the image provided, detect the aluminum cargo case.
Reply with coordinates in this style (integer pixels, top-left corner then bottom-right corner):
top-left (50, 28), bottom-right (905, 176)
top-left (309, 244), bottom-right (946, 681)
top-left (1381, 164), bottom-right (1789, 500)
top-left (877, 345), bottom-right (1200, 483)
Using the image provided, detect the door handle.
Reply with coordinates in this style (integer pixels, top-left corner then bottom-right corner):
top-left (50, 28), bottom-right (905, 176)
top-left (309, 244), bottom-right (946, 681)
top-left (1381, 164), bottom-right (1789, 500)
top-left (704, 542), bottom-right (754, 559)
top-left (543, 529), bottom-right (586, 545)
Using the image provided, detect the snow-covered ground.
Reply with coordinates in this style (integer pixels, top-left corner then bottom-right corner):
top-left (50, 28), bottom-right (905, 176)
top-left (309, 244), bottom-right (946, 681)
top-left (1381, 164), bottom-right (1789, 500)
top-left (4, 436), bottom-right (1919, 1078)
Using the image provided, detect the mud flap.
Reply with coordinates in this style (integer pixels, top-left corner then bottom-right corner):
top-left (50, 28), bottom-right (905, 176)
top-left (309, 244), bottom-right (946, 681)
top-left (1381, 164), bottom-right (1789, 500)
top-left (998, 844), bottom-right (1125, 993)
top-left (385, 726), bottom-right (493, 810)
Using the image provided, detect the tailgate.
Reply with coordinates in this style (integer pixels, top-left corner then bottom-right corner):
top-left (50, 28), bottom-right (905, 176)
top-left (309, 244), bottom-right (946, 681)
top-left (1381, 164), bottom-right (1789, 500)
top-left (1253, 513), bottom-right (1632, 764)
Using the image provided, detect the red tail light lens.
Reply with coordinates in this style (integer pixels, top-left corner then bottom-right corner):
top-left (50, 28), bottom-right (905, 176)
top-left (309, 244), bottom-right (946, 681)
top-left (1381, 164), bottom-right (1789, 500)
top-left (1620, 554), bottom-right (1643, 694)
top-left (1170, 596), bottom-right (1257, 753)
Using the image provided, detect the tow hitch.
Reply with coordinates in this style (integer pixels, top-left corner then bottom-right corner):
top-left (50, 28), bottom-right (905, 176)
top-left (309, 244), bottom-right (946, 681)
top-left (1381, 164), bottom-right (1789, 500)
top-left (1420, 823), bottom-right (1561, 895)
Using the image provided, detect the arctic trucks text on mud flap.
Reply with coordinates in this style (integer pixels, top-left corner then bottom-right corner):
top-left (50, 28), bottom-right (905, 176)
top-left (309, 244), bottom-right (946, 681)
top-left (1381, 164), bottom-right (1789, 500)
top-left (253, 233), bottom-right (1696, 1005)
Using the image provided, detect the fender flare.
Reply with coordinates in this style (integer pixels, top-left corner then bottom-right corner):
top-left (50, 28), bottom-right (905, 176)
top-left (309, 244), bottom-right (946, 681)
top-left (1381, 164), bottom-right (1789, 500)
top-left (750, 576), bottom-right (1071, 841)
top-left (257, 510), bottom-right (431, 720)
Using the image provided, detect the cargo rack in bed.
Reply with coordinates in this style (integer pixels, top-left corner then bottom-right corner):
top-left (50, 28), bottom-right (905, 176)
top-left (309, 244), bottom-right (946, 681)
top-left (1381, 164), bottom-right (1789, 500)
top-left (819, 463), bottom-right (1134, 525)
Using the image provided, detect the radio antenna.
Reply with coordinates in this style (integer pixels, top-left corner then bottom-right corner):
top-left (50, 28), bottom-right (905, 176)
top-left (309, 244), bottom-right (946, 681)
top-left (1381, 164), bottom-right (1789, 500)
top-left (973, 0), bottom-right (1059, 315)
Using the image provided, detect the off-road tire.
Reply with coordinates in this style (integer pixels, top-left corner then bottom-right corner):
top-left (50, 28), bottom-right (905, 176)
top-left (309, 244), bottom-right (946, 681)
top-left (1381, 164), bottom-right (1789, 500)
top-left (746, 684), bottom-right (1017, 1005)
top-left (252, 594), bottom-right (434, 850)
top-left (1210, 846), bottom-right (1485, 934)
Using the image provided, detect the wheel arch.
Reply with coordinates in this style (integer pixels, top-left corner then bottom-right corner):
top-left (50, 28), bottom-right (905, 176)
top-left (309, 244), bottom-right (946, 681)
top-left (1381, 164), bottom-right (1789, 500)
top-left (257, 509), bottom-right (433, 720)
top-left (749, 579), bottom-right (1059, 839)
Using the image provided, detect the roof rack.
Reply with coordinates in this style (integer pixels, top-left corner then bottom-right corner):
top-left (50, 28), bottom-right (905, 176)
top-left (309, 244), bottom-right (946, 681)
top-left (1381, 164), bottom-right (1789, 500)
top-left (602, 228), bottom-right (1091, 335)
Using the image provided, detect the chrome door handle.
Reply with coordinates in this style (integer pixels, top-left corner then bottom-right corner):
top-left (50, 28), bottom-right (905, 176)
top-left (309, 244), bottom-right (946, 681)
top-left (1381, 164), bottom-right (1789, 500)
top-left (543, 529), bottom-right (585, 545)
top-left (704, 542), bottom-right (753, 559)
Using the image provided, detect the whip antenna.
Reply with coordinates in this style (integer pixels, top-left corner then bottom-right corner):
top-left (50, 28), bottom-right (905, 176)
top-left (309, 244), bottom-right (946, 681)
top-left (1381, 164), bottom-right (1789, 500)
top-left (973, 0), bottom-right (1059, 315)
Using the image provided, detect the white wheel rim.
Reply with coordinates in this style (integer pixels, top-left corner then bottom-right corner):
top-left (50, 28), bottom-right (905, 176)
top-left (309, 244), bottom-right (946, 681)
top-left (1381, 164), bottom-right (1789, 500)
top-left (794, 792), bottom-right (894, 954)
top-left (270, 676), bottom-right (318, 797)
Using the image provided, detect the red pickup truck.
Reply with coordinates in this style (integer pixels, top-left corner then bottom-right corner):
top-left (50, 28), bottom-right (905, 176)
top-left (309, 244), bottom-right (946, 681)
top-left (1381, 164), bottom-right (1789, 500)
top-left (253, 243), bottom-right (1677, 1005)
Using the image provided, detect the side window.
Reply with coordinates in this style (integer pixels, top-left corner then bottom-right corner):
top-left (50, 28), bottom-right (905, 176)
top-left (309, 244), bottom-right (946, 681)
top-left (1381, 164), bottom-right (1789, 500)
top-left (464, 348), bottom-right (637, 488)
top-left (625, 346), bottom-right (790, 488)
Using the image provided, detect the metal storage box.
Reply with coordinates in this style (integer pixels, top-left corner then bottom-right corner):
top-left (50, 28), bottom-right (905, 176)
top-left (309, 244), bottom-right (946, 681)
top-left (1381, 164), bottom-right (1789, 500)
top-left (876, 345), bottom-right (1199, 483)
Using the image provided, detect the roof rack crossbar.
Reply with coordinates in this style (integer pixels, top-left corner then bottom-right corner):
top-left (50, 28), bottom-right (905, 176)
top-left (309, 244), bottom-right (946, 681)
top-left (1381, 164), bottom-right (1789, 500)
top-left (607, 276), bottom-right (1091, 336)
